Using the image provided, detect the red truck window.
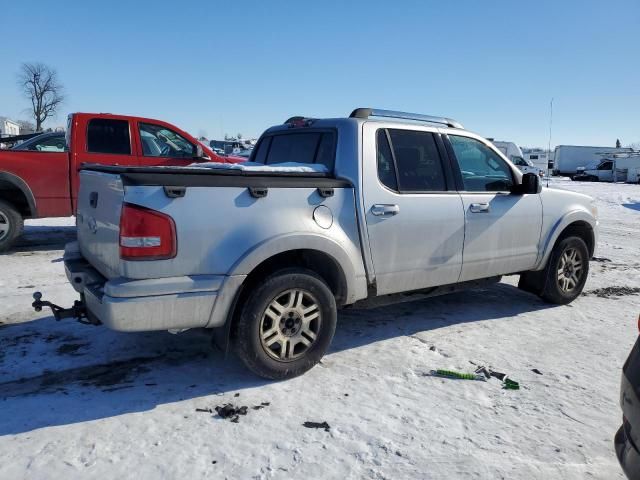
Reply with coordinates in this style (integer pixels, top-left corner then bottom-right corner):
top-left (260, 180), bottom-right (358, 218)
top-left (138, 123), bottom-right (195, 158)
top-left (87, 119), bottom-right (131, 155)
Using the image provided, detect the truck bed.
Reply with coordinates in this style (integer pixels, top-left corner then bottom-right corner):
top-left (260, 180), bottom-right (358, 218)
top-left (76, 164), bottom-right (362, 284)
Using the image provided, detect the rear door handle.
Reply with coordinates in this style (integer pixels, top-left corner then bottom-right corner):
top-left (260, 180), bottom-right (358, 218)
top-left (371, 204), bottom-right (400, 216)
top-left (469, 202), bottom-right (490, 213)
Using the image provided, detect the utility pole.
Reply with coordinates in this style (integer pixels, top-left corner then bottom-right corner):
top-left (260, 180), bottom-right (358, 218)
top-left (546, 97), bottom-right (553, 186)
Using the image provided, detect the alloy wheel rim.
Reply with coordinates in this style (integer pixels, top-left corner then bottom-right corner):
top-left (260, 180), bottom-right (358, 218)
top-left (556, 247), bottom-right (584, 293)
top-left (0, 211), bottom-right (9, 241)
top-left (259, 289), bottom-right (321, 362)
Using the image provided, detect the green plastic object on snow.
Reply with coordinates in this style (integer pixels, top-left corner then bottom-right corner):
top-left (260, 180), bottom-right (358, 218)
top-left (431, 369), bottom-right (486, 381)
top-left (503, 378), bottom-right (520, 390)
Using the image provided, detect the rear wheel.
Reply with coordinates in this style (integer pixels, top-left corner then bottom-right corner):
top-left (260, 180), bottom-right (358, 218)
top-left (0, 200), bottom-right (24, 252)
top-left (234, 268), bottom-right (337, 379)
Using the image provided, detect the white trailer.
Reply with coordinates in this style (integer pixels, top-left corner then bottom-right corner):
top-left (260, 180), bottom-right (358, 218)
top-left (554, 145), bottom-right (633, 175)
top-left (523, 149), bottom-right (551, 172)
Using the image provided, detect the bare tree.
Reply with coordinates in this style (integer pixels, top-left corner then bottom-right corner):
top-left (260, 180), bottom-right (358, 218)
top-left (17, 63), bottom-right (64, 132)
top-left (15, 120), bottom-right (35, 134)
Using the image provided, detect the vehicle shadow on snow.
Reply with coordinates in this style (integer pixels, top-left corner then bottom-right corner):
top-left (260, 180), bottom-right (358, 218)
top-left (0, 282), bottom-right (551, 435)
top-left (11, 225), bottom-right (76, 252)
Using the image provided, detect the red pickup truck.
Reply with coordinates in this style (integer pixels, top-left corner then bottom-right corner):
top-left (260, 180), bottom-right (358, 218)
top-left (0, 112), bottom-right (243, 251)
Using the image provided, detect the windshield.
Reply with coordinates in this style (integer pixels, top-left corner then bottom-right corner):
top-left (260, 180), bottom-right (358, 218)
top-left (513, 156), bottom-right (533, 167)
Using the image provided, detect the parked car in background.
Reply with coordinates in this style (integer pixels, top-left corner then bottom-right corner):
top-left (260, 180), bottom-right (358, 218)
top-left (11, 132), bottom-right (66, 152)
top-left (554, 145), bottom-right (633, 176)
top-left (513, 156), bottom-right (544, 177)
top-left (573, 159), bottom-right (618, 182)
top-left (491, 140), bottom-right (543, 177)
top-left (615, 317), bottom-right (640, 480)
top-left (573, 156), bottom-right (640, 183)
top-left (41, 108), bottom-right (598, 380)
top-left (0, 112), bottom-right (244, 251)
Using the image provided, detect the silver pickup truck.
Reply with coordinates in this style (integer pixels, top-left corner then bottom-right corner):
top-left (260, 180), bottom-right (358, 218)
top-left (36, 108), bottom-right (598, 379)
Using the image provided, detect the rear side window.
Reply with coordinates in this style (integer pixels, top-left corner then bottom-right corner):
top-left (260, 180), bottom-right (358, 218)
top-left (376, 130), bottom-right (398, 190)
top-left (256, 132), bottom-right (336, 170)
top-left (376, 129), bottom-right (446, 192)
top-left (87, 119), bottom-right (131, 155)
top-left (388, 129), bottom-right (446, 192)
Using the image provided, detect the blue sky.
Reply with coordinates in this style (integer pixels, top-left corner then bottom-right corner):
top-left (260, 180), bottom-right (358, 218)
top-left (1, 0), bottom-right (638, 147)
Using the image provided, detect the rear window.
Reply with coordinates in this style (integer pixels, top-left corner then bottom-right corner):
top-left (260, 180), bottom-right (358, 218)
top-left (254, 132), bottom-right (336, 170)
top-left (87, 118), bottom-right (131, 155)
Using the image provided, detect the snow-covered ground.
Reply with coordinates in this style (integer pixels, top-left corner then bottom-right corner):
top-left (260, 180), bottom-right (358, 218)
top-left (1, 179), bottom-right (638, 479)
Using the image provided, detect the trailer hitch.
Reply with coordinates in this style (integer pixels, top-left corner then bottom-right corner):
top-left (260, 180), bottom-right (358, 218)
top-left (32, 291), bottom-right (99, 325)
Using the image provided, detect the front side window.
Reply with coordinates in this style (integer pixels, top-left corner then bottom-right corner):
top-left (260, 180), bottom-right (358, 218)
top-left (598, 161), bottom-right (613, 170)
top-left (449, 135), bottom-right (514, 192)
top-left (139, 123), bottom-right (195, 158)
top-left (32, 135), bottom-right (66, 152)
top-left (87, 118), bottom-right (131, 155)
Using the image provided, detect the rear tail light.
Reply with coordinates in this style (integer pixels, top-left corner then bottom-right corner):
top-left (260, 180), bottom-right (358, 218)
top-left (119, 203), bottom-right (177, 260)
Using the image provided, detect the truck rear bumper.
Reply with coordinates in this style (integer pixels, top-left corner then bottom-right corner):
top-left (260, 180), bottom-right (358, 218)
top-left (63, 242), bottom-right (243, 332)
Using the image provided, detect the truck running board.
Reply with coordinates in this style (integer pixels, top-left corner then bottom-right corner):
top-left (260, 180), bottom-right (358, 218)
top-left (31, 291), bottom-right (100, 326)
top-left (350, 276), bottom-right (502, 310)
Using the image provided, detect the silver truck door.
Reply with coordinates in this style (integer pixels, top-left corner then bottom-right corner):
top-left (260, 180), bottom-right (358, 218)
top-left (362, 123), bottom-right (465, 296)
top-left (446, 134), bottom-right (543, 281)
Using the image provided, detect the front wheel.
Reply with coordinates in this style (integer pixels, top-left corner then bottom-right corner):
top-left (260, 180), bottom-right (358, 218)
top-left (540, 237), bottom-right (589, 305)
top-left (522, 236), bottom-right (590, 305)
top-left (234, 268), bottom-right (337, 379)
top-left (0, 200), bottom-right (24, 252)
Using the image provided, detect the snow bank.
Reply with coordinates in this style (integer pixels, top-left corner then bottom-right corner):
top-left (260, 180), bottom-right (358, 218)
top-left (188, 161), bottom-right (329, 174)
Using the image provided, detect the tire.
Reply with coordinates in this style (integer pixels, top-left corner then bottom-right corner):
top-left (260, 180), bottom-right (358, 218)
top-left (519, 236), bottom-right (590, 304)
top-left (0, 200), bottom-right (24, 253)
top-left (539, 236), bottom-right (589, 304)
top-left (234, 268), bottom-right (337, 379)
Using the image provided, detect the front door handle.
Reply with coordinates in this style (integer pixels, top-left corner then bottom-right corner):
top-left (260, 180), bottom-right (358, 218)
top-left (469, 202), bottom-right (490, 213)
top-left (371, 204), bottom-right (400, 216)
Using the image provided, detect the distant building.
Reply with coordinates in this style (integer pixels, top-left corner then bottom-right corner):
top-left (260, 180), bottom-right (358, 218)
top-left (0, 117), bottom-right (20, 137)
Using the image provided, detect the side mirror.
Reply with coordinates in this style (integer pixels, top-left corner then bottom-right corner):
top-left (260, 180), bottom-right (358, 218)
top-left (193, 144), bottom-right (206, 161)
top-left (512, 172), bottom-right (541, 195)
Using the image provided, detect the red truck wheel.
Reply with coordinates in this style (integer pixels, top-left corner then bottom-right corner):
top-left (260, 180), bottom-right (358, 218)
top-left (0, 200), bottom-right (24, 252)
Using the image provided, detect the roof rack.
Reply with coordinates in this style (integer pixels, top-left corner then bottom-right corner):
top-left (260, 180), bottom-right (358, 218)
top-left (349, 108), bottom-right (464, 129)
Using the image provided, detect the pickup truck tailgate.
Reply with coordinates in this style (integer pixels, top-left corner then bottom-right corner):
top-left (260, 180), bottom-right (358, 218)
top-left (76, 170), bottom-right (125, 278)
